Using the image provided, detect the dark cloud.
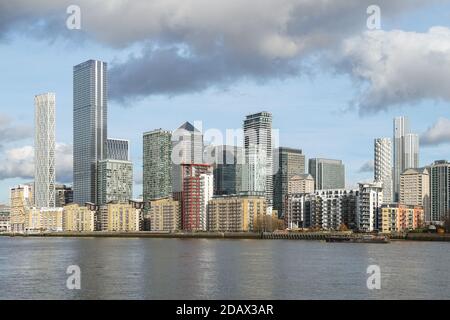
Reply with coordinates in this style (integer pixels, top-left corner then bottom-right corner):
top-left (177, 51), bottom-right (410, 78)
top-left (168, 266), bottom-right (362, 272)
top-left (421, 117), bottom-right (450, 146)
top-left (0, 114), bottom-right (32, 147)
top-left (358, 160), bottom-right (374, 173)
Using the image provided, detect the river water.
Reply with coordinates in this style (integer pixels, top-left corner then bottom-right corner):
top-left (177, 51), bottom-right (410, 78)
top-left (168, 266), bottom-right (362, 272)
top-left (0, 237), bottom-right (449, 299)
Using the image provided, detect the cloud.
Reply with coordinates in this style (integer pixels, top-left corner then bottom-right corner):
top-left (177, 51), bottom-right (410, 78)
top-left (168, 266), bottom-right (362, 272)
top-left (0, 143), bottom-right (73, 183)
top-left (333, 27), bottom-right (450, 114)
top-left (421, 117), bottom-right (450, 146)
top-left (0, 0), bottom-right (439, 108)
top-left (358, 160), bottom-right (374, 173)
top-left (0, 114), bottom-right (32, 147)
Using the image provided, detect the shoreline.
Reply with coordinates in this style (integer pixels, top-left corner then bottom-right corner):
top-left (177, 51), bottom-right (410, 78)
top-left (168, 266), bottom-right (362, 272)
top-left (1, 231), bottom-right (450, 242)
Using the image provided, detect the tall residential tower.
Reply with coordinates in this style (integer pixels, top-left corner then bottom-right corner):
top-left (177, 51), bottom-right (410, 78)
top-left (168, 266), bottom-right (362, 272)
top-left (374, 138), bottom-right (392, 204)
top-left (34, 93), bottom-right (56, 208)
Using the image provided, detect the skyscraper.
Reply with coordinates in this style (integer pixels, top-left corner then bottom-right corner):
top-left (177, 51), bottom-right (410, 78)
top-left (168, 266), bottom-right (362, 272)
top-left (106, 138), bottom-right (129, 161)
top-left (212, 145), bottom-right (243, 196)
top-left (143, 129), bottom-right (172, 201)
top-left (172, 122), bottom-right (203, 165)
top-left (73, 60), bottom-right (107, 205)
top-left (308, 158), bottom-right (345, 190)
top-left (430, 160), bottom-right (450, 222)
top-left (393, 116), bottom-right (408, 202)
top-left (374, 138), bottom-right (393, 204)
top-left (273, 147), bottom-right (305, 217)
top-left (34, 93), bottom-right (56, 208)
top-left (243, 112), bottom-right (273, 206)
top-left (404, 133), bottom-right (419, 170)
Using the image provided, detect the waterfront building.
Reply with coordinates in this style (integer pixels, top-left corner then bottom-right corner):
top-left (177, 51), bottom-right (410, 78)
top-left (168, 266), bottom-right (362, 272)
top-left (147, 198), bottom-right (181, 232)
top-left (98, 201), bottom-right (143, 232)
top-left (9, 185), bottom-right (33, 233)
top-left (374, 138), bottom-right (393, 204)
top-left (208, 194), bottom-right (266, 232)
top-left (97, 159), bottom-right (133, 205)
top-left (34, 93), bottom-right (56, 208)
top-left (430, 160), bottom-right (450, 222)
top-left (173, 164), bottom-right (213, 231)
top-left (0, 205), bottom-right (10, 232)
top-left (55, 184), bottom-right (73, 208)
top-left (286, 189), bottom-right (359, 230)
top-left (357, 182), bottom-right (383, 232)
top-left (273, 147), bottom-right (305, 217)
top-left (63, 203), bottom-right (96, 232)
top-left (143, 129), bottom-right (172, 201)
top-left (26, 207), bottom-right (63, 232)
top-left (400, 168), bottom-right (430, 221)
top-left (380, 204), bottom-right (424, 233)
top-left (308, 158), bottom-right (345, 190)
top-left (287, 174), bottom-right (314, 195)
top-left (243, 111), bottom-right (273, 206)
top-left (73, 60), bottom-right (108, 205)
top-left (106, 138), bottom-right (129, 161)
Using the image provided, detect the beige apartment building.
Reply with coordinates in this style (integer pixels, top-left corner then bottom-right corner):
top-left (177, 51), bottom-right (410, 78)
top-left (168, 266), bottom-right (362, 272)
top-left (208, 195), bottom-right (266, 232)
top-left (26, 207), bottom-right (63, 232)
top-left (10, 185), bottom-right (33, 233)
top-left (99, 201), bottom-right (143, 232)
top-left (147, 198), bottom-right (180, 232)
top-left (288, 174), bottom-right (315, 194)
top-left (63, 203), bottom-right (96, 232)
top-left (399, 168), bottom-right (430, 220)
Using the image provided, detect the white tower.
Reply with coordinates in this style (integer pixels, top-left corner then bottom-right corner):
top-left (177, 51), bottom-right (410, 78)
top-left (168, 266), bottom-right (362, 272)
top-left (34, 93), bottom-right (56, 208)
top-left (374, 138), bottom-right (393, 204)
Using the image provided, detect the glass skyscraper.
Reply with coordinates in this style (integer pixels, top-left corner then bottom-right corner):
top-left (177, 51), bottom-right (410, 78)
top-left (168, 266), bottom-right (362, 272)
top-left (308, 158), bottom-right (345, 190)
top-left (73, 60), bottom-right (107, 205)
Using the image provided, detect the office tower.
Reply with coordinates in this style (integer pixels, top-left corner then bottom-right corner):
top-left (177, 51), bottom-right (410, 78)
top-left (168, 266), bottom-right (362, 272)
top-left (55, 184), bottom-right (73, 208)
top-left (288, 174), bottom-right (315, 194)
top-left (430, 160), bottom-right (450, 222)
top-left (374, 138), bottom-right (393, 204)
top-left (308, 158), bottom-right (345, 190)
top-left (143, 129), bottom-right (172, 201)
top-left (173, 164), bottom-right (213, 231)
top-left (9, 185), bottom-right (33, 233)
top-left (208, 194), bottom-right (266, 232)
top-left (400, 168), bottom-right (430, 220)
top-left (212, 145), bottom-right (243, 196)
top-left (243, 112), bottom-right (273, 206)
top-left (34, 93), bottom-right (56, 208)
top-left (147, 198), bottom-right (181, 232)
top-left (273, 147), bottom-right (305, 217)
top-left (106, 138), bottom-right (129, 161)
top-left (380, 204), bottom-right (424, 233)
top-left (286, 189), bottom-right (359, 230)
top-left (172, 122), bottom-right (203, 165)
top-left (73, 60), bottom-right (107, 205)
top-left (357, 182), bottom-right (383, 232)
top-left (404, 133), bottom-right (419, 170)
top-left (97, 159), bottom-right (133, 205)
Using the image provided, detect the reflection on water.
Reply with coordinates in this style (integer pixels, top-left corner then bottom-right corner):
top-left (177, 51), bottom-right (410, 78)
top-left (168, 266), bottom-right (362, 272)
top-left (0, 237), bottom-right (449, 299)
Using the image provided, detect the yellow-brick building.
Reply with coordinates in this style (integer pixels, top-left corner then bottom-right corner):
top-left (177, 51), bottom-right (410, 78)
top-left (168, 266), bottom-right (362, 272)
top-left (99, 201), bottom-right (143, 232)
top-left (208, 195), bottom-right (266, 232)
top-left (381, 204), bottom-right (424, 233)
top-left (63, 203), bottom-right (96, 232)
top-left (148, 198), bottom-right (180, 231)
top-left (10, 185), bottom-right (33, 233)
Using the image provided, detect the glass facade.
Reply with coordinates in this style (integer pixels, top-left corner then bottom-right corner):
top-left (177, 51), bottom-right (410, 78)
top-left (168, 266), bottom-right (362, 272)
top-left (73, 60), bottom-right (107, 205)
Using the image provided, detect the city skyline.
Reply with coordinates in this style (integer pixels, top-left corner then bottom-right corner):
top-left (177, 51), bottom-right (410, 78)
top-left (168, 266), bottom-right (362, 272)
top-left (1, 2), bottom-right (450, 203)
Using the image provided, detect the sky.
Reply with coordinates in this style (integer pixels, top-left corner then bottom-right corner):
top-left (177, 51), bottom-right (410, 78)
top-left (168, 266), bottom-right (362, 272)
top-left (0, 0), bottom-right (450, 203)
